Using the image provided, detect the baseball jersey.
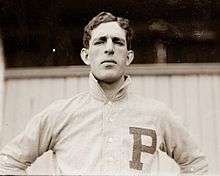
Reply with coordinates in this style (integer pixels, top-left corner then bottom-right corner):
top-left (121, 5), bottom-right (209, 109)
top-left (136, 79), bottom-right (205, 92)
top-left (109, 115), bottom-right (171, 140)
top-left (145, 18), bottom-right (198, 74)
top-left (0, 73), bottom-right (208, 175)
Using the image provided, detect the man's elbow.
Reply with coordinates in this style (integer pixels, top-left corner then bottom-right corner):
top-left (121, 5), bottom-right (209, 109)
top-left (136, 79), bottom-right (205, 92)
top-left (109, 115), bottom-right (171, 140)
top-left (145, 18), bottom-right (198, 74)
top-left (0, 154), bottom-right (27, 175)
top-left (180, 155), bottom-right (208, 174)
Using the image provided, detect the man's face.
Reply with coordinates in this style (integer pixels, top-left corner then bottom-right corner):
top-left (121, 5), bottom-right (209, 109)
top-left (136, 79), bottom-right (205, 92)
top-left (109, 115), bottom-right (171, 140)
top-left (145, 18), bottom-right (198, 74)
top-left (82, 22), bottom-right (134, 83)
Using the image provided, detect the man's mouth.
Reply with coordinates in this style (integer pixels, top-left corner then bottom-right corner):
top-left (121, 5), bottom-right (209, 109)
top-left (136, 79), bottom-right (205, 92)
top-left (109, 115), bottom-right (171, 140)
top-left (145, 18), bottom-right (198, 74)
top-left (101, 60), bottom-right (117, 64)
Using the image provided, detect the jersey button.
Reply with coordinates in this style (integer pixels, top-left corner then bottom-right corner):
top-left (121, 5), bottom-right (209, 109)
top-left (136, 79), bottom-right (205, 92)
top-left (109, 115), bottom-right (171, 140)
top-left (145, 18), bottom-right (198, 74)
top-left (108, 117), bottom-right (114, 122)
top-left (190, 167), bottom-right (194, 172)
top-left (3, 155), bottom-right (8, 160)
top-left (107, 137), bottom-right (113, 143)
top-left (108, 101), bottom-right (112, 105)
top-left (107, 157), bottom-right (114, 162)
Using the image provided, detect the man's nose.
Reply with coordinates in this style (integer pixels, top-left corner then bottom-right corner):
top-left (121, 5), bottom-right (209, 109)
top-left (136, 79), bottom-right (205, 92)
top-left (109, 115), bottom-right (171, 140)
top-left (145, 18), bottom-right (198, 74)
top-left (104, 39), bottom-right (114, 55)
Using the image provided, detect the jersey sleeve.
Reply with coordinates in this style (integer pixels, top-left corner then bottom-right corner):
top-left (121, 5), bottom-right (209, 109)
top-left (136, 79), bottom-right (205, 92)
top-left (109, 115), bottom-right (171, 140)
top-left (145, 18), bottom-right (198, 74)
top-left (0, 101), bottom-right (58, 175)
top-left (158, 105), bottom-right (208, 174)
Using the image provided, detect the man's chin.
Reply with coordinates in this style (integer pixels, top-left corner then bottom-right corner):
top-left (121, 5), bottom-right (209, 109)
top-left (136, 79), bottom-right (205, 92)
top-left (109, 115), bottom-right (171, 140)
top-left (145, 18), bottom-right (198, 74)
top-left (94, 74), bottom-right (122, 84)
top-left (101, 77), bottom-right (120, 84)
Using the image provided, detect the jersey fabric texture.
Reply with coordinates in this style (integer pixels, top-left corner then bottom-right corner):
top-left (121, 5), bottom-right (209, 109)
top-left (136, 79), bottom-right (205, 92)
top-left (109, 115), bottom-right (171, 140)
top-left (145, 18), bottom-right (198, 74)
top-left (0, 73), bottom-right (208, 175)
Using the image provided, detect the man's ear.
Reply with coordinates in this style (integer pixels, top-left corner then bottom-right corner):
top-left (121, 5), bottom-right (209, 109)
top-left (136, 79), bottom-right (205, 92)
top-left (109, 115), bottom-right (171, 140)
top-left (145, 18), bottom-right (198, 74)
top-left (126, 50), bottom-right (134, 66)
top-left (80, 48), bottom-right (90, 65)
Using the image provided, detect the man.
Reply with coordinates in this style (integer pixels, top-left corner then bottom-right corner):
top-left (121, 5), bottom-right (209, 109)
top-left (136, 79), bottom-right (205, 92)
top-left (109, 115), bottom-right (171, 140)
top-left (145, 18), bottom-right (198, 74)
top-left (0, 12), bottom-right (208, 175)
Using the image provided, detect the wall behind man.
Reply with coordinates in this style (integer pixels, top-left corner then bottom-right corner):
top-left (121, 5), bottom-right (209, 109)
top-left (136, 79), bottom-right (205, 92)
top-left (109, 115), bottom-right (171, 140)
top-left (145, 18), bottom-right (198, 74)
top-left (0, 38), bottom-right (4, 144)
top-left (1, 65), bottom-right (220, 174)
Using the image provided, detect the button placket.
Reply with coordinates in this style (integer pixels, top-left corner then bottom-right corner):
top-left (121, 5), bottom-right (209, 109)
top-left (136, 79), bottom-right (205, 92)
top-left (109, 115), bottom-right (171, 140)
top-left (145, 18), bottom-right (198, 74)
top-left (102, 101), bottom-right (118, 171)
top-left (104, 100), bottom-right (115, 123)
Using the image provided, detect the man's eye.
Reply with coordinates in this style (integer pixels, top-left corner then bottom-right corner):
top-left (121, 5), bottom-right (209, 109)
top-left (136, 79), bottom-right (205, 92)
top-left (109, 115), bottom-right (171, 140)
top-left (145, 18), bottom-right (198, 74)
top-left (94, 41), bottom-right (104, 45)
top-left (115, 41), bottom-right (124, 46)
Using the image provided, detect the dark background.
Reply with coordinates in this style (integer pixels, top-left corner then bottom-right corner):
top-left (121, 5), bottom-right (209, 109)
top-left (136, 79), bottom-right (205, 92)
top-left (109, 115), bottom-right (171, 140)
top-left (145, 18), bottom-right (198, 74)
top-left (0, 0), bottom-right (219, 67)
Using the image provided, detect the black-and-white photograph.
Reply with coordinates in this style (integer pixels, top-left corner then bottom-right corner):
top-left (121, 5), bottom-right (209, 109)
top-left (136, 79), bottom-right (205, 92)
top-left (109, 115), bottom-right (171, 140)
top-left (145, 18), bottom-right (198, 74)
top-left (0, 1), bottom-right (219, 175)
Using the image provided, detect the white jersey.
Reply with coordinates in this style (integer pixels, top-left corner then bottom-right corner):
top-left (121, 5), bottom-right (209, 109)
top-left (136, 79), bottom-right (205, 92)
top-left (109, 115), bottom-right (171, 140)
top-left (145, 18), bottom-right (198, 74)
top-left (0, 73), bottom-right (208, 175)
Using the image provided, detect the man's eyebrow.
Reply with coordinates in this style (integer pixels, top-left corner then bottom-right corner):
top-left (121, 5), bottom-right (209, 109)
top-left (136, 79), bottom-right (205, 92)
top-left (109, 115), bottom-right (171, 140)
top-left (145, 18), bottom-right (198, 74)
top-left (93, 36), bottom-right (125, 42)
top-left (93, 36), bottom-right (107, 41)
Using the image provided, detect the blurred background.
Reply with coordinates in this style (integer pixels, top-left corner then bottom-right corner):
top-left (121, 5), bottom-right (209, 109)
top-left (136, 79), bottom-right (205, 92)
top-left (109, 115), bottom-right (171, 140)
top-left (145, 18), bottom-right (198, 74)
top-left (0, 0), bottom-right (219, 175)
top-left (0, 0), bottom-right (219, 67)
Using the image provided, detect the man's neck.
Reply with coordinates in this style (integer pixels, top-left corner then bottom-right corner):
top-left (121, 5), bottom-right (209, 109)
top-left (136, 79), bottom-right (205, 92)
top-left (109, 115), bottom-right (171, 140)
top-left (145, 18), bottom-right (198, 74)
top-left (98, 76), bottom-right (125, 100)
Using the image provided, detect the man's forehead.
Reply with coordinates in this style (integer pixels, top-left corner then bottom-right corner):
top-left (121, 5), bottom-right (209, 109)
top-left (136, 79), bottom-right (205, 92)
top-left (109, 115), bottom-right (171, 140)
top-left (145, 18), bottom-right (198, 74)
top-left (91, 22), bottom-right (126, 40)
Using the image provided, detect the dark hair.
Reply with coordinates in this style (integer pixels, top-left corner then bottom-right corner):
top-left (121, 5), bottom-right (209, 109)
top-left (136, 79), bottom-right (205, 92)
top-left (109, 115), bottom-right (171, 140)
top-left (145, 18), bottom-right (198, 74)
top-left (83, 12), bottom-right (133, 49)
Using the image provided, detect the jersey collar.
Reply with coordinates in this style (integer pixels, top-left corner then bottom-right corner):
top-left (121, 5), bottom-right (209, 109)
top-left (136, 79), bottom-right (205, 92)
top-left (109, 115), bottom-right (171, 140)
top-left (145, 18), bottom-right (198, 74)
top-left (89, 72), bottom-right (131, 103)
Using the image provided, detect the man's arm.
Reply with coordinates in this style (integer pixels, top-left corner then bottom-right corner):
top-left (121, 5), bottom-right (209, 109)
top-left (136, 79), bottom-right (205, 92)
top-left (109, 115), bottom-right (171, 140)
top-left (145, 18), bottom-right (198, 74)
top-left (0, 103), bottom-right (56, 175)
top-left (158, 105), bottom-right (208, 174)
